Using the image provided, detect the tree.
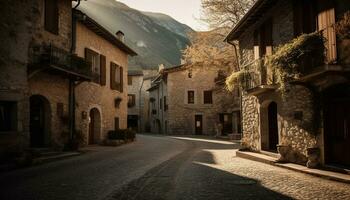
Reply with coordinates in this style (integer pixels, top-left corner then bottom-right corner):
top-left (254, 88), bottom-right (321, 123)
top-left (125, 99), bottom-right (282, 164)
top-left (201, 0), bottom-right (256, 29)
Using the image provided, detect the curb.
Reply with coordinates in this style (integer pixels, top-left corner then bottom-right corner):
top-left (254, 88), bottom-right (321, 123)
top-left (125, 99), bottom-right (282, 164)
top-left (236, 151), bottom-right (350, 184)
top-left (32, 152), bottom-right (81, 165)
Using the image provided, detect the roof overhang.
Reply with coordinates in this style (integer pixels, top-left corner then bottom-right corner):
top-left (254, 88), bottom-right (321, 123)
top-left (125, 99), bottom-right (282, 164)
top-left (225, 0), bottom-right (278, 42)
top-left (74, 10), bottom-right (138, 56)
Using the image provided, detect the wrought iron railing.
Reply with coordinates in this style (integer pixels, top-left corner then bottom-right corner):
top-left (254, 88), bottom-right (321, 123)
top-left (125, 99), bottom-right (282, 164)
top-left (240, 58), bottom-right (273, 90)
top-left (33, 45), bottom-right (95, 79)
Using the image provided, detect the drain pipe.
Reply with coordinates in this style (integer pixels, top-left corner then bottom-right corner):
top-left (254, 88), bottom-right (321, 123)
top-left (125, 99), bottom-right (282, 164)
top-left (228, 40), bottom-right (243, 139)
top-left (68, 0), bottom-right (81, 145)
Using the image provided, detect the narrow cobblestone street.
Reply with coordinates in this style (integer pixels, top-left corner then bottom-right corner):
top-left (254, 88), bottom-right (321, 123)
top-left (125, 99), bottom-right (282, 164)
top-left (1, 135), bottom-right (350, 200)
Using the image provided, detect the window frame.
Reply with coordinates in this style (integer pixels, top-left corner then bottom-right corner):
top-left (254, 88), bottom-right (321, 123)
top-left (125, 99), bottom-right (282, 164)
top-left (203, 90), bottom-right (213, 104)
top-left (187, 90), bottom-right (195, 104)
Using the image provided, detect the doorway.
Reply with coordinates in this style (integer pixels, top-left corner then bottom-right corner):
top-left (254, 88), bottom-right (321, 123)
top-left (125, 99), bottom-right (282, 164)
top-left (89, 108), bottom-right (101, 145)
top-left (127, 115), bottom-right (138, 132)
top-left (195, 115), bottom-right (203, 135)
top-left (324, 84), bottom-right (350, 168)
top-left (30, 95), bottom-right (50, 148)
top-left (267, 102), bottom-right (278, 151)
top-left (219, 114), bottom-right (233, 135)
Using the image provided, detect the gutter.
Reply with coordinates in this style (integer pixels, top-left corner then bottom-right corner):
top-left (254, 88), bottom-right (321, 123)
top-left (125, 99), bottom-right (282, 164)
top-left (68, 0), bottom-right (81, 146)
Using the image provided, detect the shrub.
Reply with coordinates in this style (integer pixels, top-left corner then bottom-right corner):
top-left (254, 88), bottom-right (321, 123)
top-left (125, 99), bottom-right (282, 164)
top-left (108, 129), bottom-right (136, 141)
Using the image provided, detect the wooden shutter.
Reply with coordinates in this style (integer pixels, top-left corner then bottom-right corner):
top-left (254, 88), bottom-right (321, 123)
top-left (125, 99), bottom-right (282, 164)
top-left (110, 62), bottom-right (116, 90)
top-left (265, 19), bottom-right (273, 56)
top-left (100, 55), bottom-right (106, 86)
top-left (253, 30), bottom-right (260, 60)
top-left (119, 67), bottom-right (123, 92)
top-left (44, 0), bottom-right (58, 34)
top-left (318, 7), bottom-right (337, 63)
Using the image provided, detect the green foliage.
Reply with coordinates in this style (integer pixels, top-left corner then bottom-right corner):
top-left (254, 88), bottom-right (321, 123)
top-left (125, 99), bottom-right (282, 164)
top-left (336, 11), bottom-right (350, 39)
top-left (225, 70), bottom-right (246, 92)
top-left (265, 32), bottom-right (325, 95)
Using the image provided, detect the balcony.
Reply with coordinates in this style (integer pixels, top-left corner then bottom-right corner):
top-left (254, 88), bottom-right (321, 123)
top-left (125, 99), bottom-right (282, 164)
top-left (29, 45), bottom-right (96, 80)
top-left (241, 59), bottom-right (277, 95)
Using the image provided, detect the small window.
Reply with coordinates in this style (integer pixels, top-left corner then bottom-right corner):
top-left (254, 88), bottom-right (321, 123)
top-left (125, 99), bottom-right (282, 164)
top-left (128, 94), bottom-right (136, 107)
top-left (188, 91), bottom-right (195, 104)
top-left (0, 101), bottom-right (17, 132)
top-left (164, 96), bottom-right (167, 111)
top-left (115, 117), bottom-right (119, 130)
top-left (188, 69), bottom-right (193, 78)
top-left (160, 98), bottom-right (162, 110)
top-left (44, 0), bottom-right (59, 34)
top-left (128, 76), bottom-right (132, 85)
top-left (203, 91), bottom-right (213, 104)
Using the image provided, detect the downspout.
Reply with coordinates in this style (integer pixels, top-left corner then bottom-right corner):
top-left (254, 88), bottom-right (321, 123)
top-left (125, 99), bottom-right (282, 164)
top-left (68, 0), bottom-right (81, 145)
top-left (228, 40), bottom-right (243, 139)
top-left (138, 78), bottom-right (144, 133)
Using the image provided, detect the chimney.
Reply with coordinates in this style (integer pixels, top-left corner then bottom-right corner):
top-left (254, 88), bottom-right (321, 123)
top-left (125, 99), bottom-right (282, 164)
top-left (116, 31), bottom-right (125, 42)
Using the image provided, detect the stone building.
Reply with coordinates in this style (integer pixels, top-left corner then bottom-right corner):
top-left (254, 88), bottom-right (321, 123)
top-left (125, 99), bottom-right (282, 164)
top-left (148, 64), bottom-right (241, 135)
top-left (0, 0), bottom-right (136, 159)
top-left (226, 0), bottom-right (350, 168)
top-left (0, 0), bottom-right (92, 155)
top-left (127, 69), bottom-right (158, 132)
top-left (74, 10), bottom-right (137, 145)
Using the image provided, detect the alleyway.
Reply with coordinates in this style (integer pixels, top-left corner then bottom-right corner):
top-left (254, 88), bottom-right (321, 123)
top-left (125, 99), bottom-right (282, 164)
top-left (1, 135), bottom-right (350, 200)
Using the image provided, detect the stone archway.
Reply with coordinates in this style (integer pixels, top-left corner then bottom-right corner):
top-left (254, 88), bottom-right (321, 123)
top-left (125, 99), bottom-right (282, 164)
top-left (30, 95), bottom-right (51, 148)
top-left (89, 108), bottom-right (101, 145)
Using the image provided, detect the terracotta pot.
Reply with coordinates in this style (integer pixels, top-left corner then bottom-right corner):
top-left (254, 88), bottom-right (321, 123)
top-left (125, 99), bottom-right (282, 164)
top-left (277, 145), bottom-right (289, 163)
top-left (306, 147), bottom-right (320, 168)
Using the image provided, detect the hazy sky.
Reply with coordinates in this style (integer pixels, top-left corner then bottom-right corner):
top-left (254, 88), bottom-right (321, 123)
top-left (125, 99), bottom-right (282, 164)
top-left (117, 0), bottom-right (208, 31)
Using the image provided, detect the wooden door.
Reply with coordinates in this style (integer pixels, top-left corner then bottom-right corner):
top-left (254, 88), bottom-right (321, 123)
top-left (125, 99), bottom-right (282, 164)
top-left (325, 99), bottom-right (350, 168)
top-left (30, 96), bottom-right (46, 147)
top-left (89, 110), bottom-right (95, 144)
top-left (220, 114), bottom-right (233, 135)
top-left (195, 115), bottom-right (203, 135)
top-left (268, 102), bottom-right (278, 151)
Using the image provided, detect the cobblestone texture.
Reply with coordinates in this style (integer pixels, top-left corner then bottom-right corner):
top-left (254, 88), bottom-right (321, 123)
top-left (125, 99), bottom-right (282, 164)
top-left (0, 135), bottom-right (349, 200)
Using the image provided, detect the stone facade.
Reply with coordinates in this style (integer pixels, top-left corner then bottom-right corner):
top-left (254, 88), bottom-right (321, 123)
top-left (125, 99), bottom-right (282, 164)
top-left (148, 65), bottom-right (241, 135)
top-left (227, 0), bottom-right (350, 167)
top-left (74, 17), bottom-right (135, 145)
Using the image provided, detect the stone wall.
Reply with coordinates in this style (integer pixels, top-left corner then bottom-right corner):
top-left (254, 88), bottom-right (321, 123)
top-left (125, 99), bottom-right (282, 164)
top-left (238, 0), bottom-right (319, 164)
top-left (75, 22), bottom-right (129, 145)
top-left (166, 66), bottom-right (240, 135)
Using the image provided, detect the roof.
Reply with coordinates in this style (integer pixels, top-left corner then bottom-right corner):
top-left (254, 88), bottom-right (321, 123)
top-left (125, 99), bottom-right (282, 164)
top-left (225, 0), bottom-right (278, 42)
top-left (128, 70), bottom-right (144, 76)
top-left (74, 10), bottom-right (137, 56)
top-left (162, 64), bottom-right (187, 74)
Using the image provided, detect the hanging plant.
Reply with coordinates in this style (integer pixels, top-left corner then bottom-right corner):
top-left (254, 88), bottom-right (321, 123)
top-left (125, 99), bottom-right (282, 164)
top-left (335, 11), bottom-right (350, 39)
top-left (225, 70), bottom-right (247, 92)
top-left (264, 32), bottom-right (325, 96)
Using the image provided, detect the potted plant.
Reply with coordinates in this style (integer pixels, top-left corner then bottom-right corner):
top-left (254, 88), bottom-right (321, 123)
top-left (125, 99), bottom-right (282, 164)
top-left (277, 142), bottom-right (290, 163)
top-left (306, 147), bottom-right (320, 168)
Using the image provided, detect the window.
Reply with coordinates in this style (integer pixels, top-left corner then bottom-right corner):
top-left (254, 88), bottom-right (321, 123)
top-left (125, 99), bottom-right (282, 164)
top-left (85, 48), bottom-right (100, 84)
top-left (160, 98), bottom-right (162, 110)
top-left (128, 94), bottom-right (136, 107)
top-left (188, 91), bottom-right (195, 104)
top-left (0, 101), bottom-right (17, 132)
top-left (203, 91), bottom-right (213, 104)
top-left (44, 0), bottom-right (59, 34)
top-left (128, 76), bottom-right (132, 85)
top-left (293, 0), bottom-right (317, 36)
top-left (110, 62), bottom-right (123, 92)
top-left (164, 96), bottom-right (167, 111)
top-left (115, 117), bottom-right (119, 130)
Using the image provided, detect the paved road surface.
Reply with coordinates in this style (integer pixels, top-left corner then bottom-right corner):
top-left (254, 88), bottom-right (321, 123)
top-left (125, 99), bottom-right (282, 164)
top-left (1, 135), bottom-right (350, 200)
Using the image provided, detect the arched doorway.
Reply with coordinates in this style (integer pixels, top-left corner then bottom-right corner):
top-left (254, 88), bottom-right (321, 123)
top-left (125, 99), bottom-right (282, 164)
top-left (89, 108), bottom-right (101, 145)
top-left (267, 102), bottom-right (278, 151)
top-left (30, 95), bottom-right (51, 148)
top-left (323, 84), bottom-right (350, 168)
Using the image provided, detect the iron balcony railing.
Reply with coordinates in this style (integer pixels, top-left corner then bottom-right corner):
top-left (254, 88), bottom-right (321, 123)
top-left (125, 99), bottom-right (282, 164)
top-left (32, 45), bottom-right (95, 79)
top-left (241, 58), bottom-right (275, 91)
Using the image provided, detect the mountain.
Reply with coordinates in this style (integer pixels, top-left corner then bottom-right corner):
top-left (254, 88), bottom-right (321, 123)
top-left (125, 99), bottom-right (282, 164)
top-left (76, 0), bottom-right (194, 69)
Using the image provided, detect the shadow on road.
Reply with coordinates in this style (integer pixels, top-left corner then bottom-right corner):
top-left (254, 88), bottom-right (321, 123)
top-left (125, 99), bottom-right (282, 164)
top-left (108, 135), bottom-right (292, 200)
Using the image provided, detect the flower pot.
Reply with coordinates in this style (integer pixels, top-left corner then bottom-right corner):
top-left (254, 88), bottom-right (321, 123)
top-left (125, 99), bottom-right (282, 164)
top-left (306, 147), bottom-right (320, 168)
top-left (277, 145), bottom-right (289, 163)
